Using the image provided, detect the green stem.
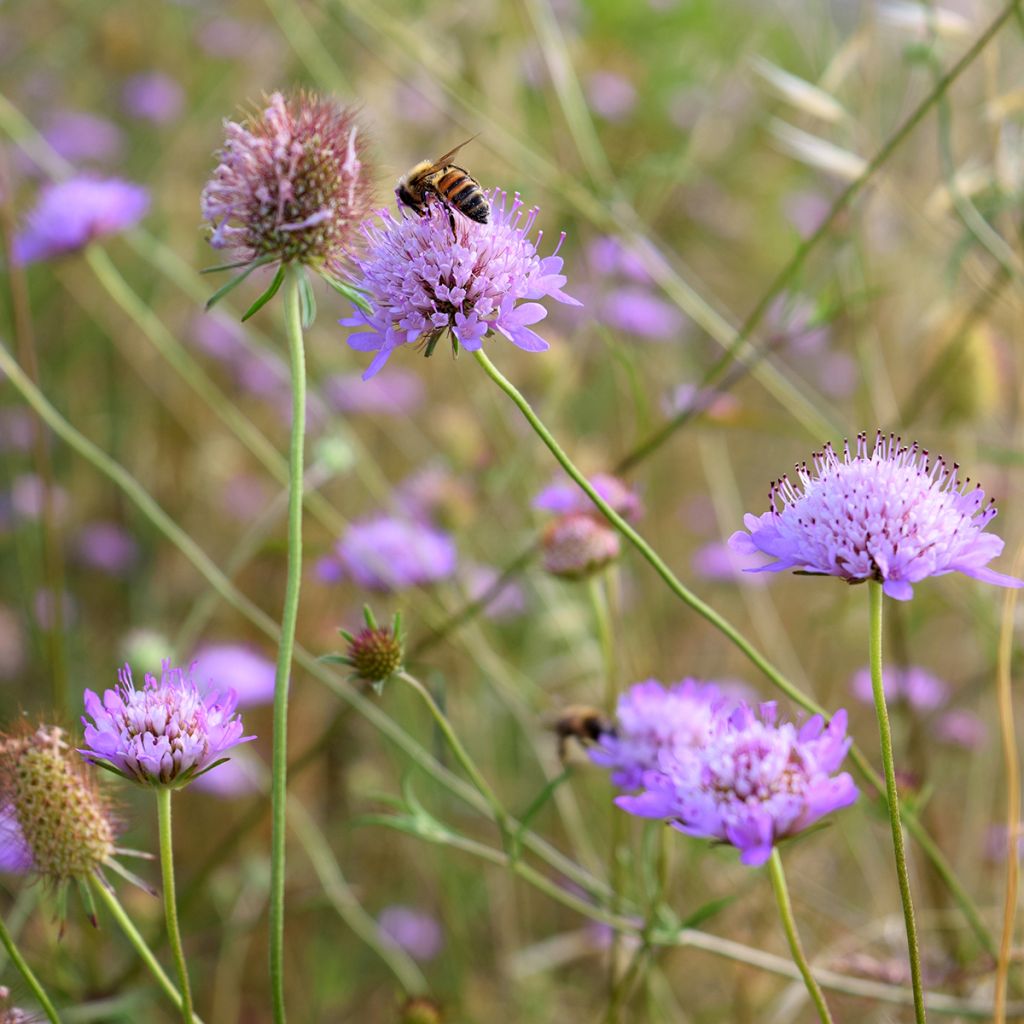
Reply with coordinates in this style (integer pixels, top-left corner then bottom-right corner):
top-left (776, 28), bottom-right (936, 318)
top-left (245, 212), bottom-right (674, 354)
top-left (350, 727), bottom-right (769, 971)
top-left (270, 270), bottom-right (307, 1024)
top-left (0, 909), bottom-right (61, 1023)
top-left (869, 582), bottom-right (927, 1024)
top-left (768, 849), bottom-right (834, 1024)
top-left (396, 671), bottom-right (509, 838)
top-left (156, 789), bottom-right (194, 1024)
top-left (89, 877), bottom-right (206, 1024)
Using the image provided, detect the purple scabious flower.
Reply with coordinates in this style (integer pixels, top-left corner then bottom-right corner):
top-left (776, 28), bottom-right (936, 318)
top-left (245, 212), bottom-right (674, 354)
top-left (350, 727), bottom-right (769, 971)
top-left (541, 513), bottom-right (620, 580)
top-left (377, 905), bottom-right (445, 962)
top-left (729, 431), bottom-right (1024, 601)
top-left (334, 516), bottom-right (457, 592)
top-left (321, 369), bottom-right (425, 416)
top-left (201, 91), bottom-right (372, 277)
top-left (619, 702), bottom-right (858, 866)
top-left (80, 662), bottom-right (253, 788)
top-left (41, 111), bottom-right (123, 166)
top-left (73, 521), bottom-right (140, 577)
top-left (850, 666), bottom-right (949, 712)
top-left (342, 189), bottom-right (581, 379)
top-left (590, 679), bottom-right (723, 790)
top-left (534, 472), bottom-right (643, 523)
top-left (121, 72), bottom-right (185, 124)
top-left (13, 176), bottom-right (149, 265)
top-left (602, 286), bottom-right (686, 342)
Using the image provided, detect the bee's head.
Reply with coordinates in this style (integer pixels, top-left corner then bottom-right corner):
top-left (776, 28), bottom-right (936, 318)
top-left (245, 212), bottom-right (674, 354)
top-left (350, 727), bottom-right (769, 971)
top-left (395, 182), bottom-right (424, 214)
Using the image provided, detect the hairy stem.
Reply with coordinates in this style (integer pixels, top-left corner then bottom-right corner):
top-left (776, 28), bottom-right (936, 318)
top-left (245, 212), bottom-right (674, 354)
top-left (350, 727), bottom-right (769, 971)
top-left (0, 909), bottom-right (61, 1023)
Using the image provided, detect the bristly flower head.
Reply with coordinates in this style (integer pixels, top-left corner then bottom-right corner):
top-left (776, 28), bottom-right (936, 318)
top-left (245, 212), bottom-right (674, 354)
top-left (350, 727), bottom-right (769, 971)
top-left (328, 606), bottom-right (404, 693)
top-left (342, 190), bottom-right (581, 379)
top-left (542, 513), bottom-right (620, 580)
top-left (201, 91), bottom-right (372, 279)
top-left (729, 431), bottom-right (1024, 601)
top-left (589, 679), bottom-right (723, 791)
top-left (13, 175), bottom-right (149, 265)
top-left (619, 702), bottom-right (857, 866)
top-left (0, 725), bottom-right (117, 889)
top-left (81, 661), bottom-right (253, 788)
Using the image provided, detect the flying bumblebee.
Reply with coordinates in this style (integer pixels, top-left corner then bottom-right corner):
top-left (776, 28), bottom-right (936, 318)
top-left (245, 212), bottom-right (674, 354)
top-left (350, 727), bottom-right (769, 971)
top-left (550, 705), bottom-right (616, 762)
top-left (395, 137), bottom-right (490, 235)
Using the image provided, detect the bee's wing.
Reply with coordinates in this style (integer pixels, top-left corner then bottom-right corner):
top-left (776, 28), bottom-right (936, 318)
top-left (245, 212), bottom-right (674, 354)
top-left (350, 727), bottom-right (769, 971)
top-left (428, 134), bottom-right (481, 171)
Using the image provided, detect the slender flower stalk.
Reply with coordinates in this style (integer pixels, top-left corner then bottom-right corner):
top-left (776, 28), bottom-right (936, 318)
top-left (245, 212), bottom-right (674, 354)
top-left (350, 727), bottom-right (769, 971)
top-left (768, 849), bottom-right (834, 1024)
top-left (268, 269), bottom-right (307, 1024)
top-left (157, 789), bottom-right (193, 1024)
top-left (0, 913), bottom-right (61, 1024)
top-left (869, 582), bottom-right (926, 1024)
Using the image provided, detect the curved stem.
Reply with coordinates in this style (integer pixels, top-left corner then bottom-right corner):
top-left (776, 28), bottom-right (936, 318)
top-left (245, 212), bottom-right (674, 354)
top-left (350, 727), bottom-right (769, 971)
top-left (0, 909), bottom-right (61, 1023)
top-left (768, 849), bottom-right (833, 1024)
top-left (396, 671), bottom-right (509, 838)
top-left (156, 789), bottom-right (193, 1023)
top-left (869, 582), bottom-right (927, 1023)
top-left (270, 270), bottom-right (307, 1024)
top-left (89, 876), bottom-right (206, 1024)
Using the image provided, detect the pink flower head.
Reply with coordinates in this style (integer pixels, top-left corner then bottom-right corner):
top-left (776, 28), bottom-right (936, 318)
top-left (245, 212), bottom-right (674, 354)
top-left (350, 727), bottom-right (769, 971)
top-left (80, 662), bottom-right (253, 788)
top-left (590, 679), bottom-right (723, 790)
top-left (13, 176), bottom-right (149, 264)
top-left (334, 515), bottom-right (457, 592)
top-left (729, 431), bottom-right (1024, 601)
top-left (850, 665), bottom-right (949, 712)
top-left (201, 91), bottom-right (372, 276)
top-left (618, 702), bottom-right (858, 866)
top-left (342, 189), bottom-right (581, 379)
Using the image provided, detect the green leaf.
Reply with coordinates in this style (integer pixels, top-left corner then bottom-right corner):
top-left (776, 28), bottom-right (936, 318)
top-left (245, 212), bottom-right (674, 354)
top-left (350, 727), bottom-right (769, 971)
top-left (322, 275), bottom-right (373, 314)
top-left (200, 256), bottom-right (273, 275)
top-left (298, 269), bottom-right (317, 328)
top-left (509, 769), bottom-right (571, 861)
top-left (241, 264), bottom-right (286, 321)
top-left (681, 894), bottom-right (735, 930)
top-left (203, 255), bottom-right (276, 310)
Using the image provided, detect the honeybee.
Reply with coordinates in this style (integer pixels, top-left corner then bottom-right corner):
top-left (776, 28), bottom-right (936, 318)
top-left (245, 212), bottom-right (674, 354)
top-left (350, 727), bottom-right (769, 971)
top-left (550, 705), bottom-right (616, 762)
top-left (395, 137), bottom-right (490, 236)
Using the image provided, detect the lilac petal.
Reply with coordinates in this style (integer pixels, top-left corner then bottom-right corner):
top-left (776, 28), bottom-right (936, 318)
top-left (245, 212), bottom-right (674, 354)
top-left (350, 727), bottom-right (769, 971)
top-left (882, 579), bottom-right (914, 601)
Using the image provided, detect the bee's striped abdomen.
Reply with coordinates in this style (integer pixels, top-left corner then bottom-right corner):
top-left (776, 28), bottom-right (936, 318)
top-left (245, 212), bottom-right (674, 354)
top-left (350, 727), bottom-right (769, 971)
top-left (434, 166), bottom-right (490, 224)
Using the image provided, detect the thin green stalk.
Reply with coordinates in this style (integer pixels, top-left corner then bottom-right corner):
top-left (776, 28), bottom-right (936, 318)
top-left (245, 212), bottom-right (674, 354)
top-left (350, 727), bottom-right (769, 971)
top-left (869, 581), bottom-right (927, 1024)
top-left (89, 877), bottom-right (206, 1024)
top-left (0, 910), bottom-right (61, 1023)
top-left (270, 271), bottom-right (307, 1024)
top-left (768, 849), bottom-right (834, 1024)
top-left (396, 671), bottom-right (510, 838)
top-left (156, 790), bottom-right (193, 1024)
top-left (473, 347), bottom-right (996, 955)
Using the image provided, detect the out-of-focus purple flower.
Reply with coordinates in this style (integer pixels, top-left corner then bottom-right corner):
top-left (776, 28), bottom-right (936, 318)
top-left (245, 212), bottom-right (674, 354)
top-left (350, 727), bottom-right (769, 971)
top-left (984, 824), bottom-right (1024, 863)
top-left (81, 662), bottom-right (253, 787)
top-left (590, 679), bottom-right (723, 790)
top-left (935, 709), bottom-right (987, 749)
top-left (783, 191), bottom-right (834, 239)
top-left (618, 702), bottom-right (858, 866)
top-left (0, 408), bottom-right (37, 453)
top-left (220, 474), bottom-right (272, 522)
top-left (196, 17), bottom-right (264, 58)
top-left (542, 513), bottom-right (620, 580)
top-left (10, 473), bottom-right (68, 523)
top-left (660, 384), bottom-right (740, 422)
top-left (342, 190), bottom-right (580, 379)
top-left (849, 666), bottom-right (949, 712)
top-left (0, 804), bottom-right (33, 874)
top-left (33, 588), bottom-right (76, 630)
top-left (603, 286), bottom-right (686, 342)
top-left (121, 72), bottom-right (184, 124)
top-left (190, 644), bottom-right (276, 708)
top-left (321, 370), bottom-right (426, 416)
top-left (234, 349), bottom-right (288, 398)
top-left (314, 555), bottom-right (346, 584)
top-left (692, 542), bottom-right (773, 585)
top-left (729, 431), bottom-right (1024, 601)
top-left (42, 111), bottom-right (123, 165)
top-left (74, 521), bottom-right (140, 576)
top-left (463, 564), bottom-right (527, 621)
top-left (335, 516), bottom-right (457, 591)
top-left (586, 236), bottom-right (651, 283)
top-left (394, 466), bottom-right (474, 529)
top-left (534, 472), bottom-right (643, 523)
top-left (13, 176), bottom-right (149, 264)
top-left (189, 312), bottom-right (248, 363)
top-left (585, 71), bottom-right (637, 121)
top-left (191, 749), bottom-right (265, 798)
top-left (202, 92), bottom-right (372, 277)
top-left (377, 906), bottom-right (445, 962)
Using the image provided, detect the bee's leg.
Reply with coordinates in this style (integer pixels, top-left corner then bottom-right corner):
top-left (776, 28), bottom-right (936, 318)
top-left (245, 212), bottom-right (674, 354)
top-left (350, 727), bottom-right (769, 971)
top-left (448, 206), bottom-right (457, 239)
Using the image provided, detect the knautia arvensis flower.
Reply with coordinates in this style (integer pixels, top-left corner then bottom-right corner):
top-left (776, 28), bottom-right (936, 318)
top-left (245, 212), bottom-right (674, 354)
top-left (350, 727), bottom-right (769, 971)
top-left (618, 702), bottom-right (858, 866)
top-left (541, 512), bottom-right (620, 580)
top-left (80, 661), bottom-right (253, 788)
top-left (342, 189), bottom-right (581, 378)
top-left (201, 91), bottom-right (372, 281)
top-left (729, 430), bottom-right (1024, 600)
top-left (0, 725), bottom-right (117, 891)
